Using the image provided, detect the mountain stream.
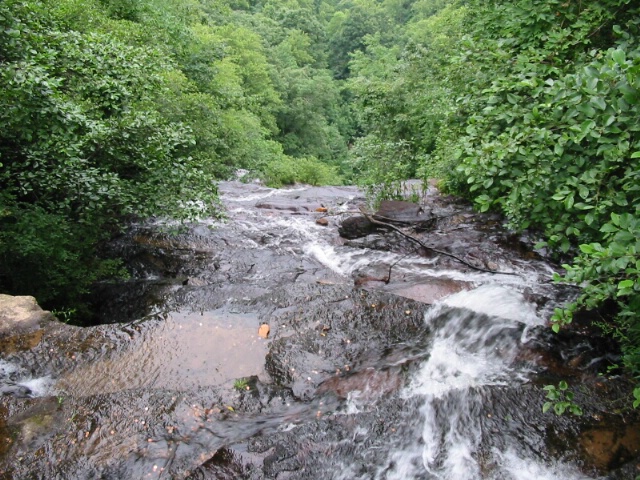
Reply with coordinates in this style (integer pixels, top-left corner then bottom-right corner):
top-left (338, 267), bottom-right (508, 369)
top-left (0, 181), bottom-right (638, 479)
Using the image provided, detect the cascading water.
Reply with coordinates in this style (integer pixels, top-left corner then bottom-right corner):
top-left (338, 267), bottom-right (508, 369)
top-left (370, 285), bottom-right (592, 480)
top-left (0, 181), bottom-right (632, 479)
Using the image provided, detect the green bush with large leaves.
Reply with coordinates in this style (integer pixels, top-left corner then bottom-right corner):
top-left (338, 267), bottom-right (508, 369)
top-left (341, 0), bottom-right (640, 381)
top-left (442, 0), bottom-right (640, 377)
top-left (0, 0), bottom-right (219, 312)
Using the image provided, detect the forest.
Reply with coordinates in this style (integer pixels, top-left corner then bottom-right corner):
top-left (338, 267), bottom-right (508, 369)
top-left (1, 0), bottom-right (639, 391)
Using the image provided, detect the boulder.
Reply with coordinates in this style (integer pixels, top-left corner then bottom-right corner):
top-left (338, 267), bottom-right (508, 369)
top-left (338, 216), bottom-right (375, 239)
top-left (0, 295), bottom-right (54, 354)
top-left (339, 200), bottom-right (436, 240)
top-left (0, 295), bottom-right (53, 337)
top-left (373, 200), bottom-right (435, 231)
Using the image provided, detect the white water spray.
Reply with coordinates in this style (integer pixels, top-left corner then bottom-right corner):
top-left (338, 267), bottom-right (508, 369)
top-left (371, 286), bottom-right (597, 480)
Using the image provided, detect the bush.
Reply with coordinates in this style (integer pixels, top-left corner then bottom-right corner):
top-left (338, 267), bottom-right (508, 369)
top-left (262, 156), bottom-right (342, 188)
top-left (437, 0), bottom-right (640, 378)
top-left (0, 202), bottom-right (125, 311)
top-left (0, 0), bottom-right (218, 315)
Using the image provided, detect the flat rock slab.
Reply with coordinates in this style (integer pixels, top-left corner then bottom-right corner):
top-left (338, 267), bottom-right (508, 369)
top-left (374, 200), bottom-right (435, 230)
top-left (255, 201), bottom-right (319, 213)
top-left (0, 295), bottom-right (53, 337)
top-left (385, 278), bottom-right (471, 304)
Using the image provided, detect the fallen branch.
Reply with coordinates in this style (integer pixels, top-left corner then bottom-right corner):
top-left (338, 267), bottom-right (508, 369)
top-left (358, 208), bottom-right (520, 276)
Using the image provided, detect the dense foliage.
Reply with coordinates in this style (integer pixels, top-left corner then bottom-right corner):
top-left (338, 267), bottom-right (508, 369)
top-left (443, 0), bottom-right (640, 379)
top-left (346, 0), bottom-right (640, 381)
top-left (0, 0), bottom-right (216, 309)
top-left (0, 0), bottom-right (348, 315)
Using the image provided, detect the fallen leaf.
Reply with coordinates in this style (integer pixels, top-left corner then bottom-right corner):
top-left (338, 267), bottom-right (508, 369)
top-left (258, 323), bottom-right (270, 339)
top-left (315, 207), bottom-right (328, 212)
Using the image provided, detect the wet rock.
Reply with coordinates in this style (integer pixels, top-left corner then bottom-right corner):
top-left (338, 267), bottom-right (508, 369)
top-left (376, 200), bottom-right (423, 220)
top-left (315, 217), bottom-right (329, 226)
top-left (344, 232), bottom-right (413, 252)
top-left (183, 277), bottom-right (209, 287)
top-left (338, 216), bottom-right (375, 239)
top-left (0, 382), bottom-right (32, 398)
top-left (255, 200), bottom-right (317, 213)
top-left (315, 367), bottom-right (404, 400)
top-left (580, 423), bottom-right (640, 471)
top-left (374, 200), bottom-right (435, 231)
top-left (4, 181), bottom-right (638, 479)
top-left (0, 295), bottom-right (53, 354)
top-left (386, 278), bottom-right (471, 304)
top-left (339, 201), bottom-right (436, 240)
top-left (263, 443), bottom-right (300, 477)
top-left (191, 447), bottom-right (248, 479)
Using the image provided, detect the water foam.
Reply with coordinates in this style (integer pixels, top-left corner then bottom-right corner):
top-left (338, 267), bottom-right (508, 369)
top-left (222, 185), bottom-right (307, 203)
top-left (496, 449), bottom-right (597, 480)
top-left (18, 376), bottom-right (56, 397)
top-left (0, 359), bottom-right (56, 397)
top-left (374, 285), bottom-right (594, 480)
top-left (441, 284), bottom-right (542, 326)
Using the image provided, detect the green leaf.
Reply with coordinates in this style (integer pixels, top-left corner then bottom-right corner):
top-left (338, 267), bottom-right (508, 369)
top-left (618, 280), bottom-right (634, 289)
top-left (579, 244), bottom-right (595, 254)
top-left (611, 213), bottom-right (621, 226)
top-left (611, 49), bottom-right (626, 66)
top-left (585, 213), bottom-right (595, 225)
top-left (554, 403), bottom-right (567, 415)
top-left (590, 97), bottom-right (606, 111)
top-left (578, 185), bottom-right (589, 199)
top-left (542, 402), bottom-right (553, 413)
top-left (564, 195), bottom-right (574, 210)
top-left (570, 405), bottom-right (583, 416)
top-left (580, 120), bottom-right (596, 136)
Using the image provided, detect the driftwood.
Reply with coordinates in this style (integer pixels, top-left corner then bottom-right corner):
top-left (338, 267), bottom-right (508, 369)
top-left (358, 207), bottom-right (520, 276)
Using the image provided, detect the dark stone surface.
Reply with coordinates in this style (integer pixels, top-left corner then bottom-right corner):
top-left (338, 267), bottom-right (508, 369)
top-left (1, 181), bottom-right (638, 479)
top-left (338, 216), bottom-right (375, 239)
top-left (374, 200), bottom-right (436, 231)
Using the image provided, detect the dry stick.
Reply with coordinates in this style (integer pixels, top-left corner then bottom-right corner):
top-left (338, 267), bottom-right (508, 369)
top-left (358, 207), bottom-right (520, 276)
top-left (383, 251), bottom-right (413, 284)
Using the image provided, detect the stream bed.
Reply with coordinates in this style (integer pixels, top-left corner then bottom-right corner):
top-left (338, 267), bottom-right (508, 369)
top-left (0, 181), bottom-right (638, 479)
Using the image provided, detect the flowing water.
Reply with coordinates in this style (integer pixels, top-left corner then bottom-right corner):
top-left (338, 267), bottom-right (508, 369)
top-left (0, 181), bottom-right (635, 479)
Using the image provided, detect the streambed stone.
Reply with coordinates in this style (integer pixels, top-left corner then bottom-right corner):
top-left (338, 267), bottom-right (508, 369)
top-left (0, 295), bottom-right (53, 336)
top-left (0, 295), bottom-right (54, 355)
top-left (1, 181), bottom-right (639, 479)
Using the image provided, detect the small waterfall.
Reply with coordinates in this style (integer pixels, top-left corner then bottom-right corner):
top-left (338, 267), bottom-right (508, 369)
top-left (370, 286), bottom-right (595, 480)
top-left (0, 359), bottom-right (55, 397)
top-left (2, 182), bottom-right (615, 479)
